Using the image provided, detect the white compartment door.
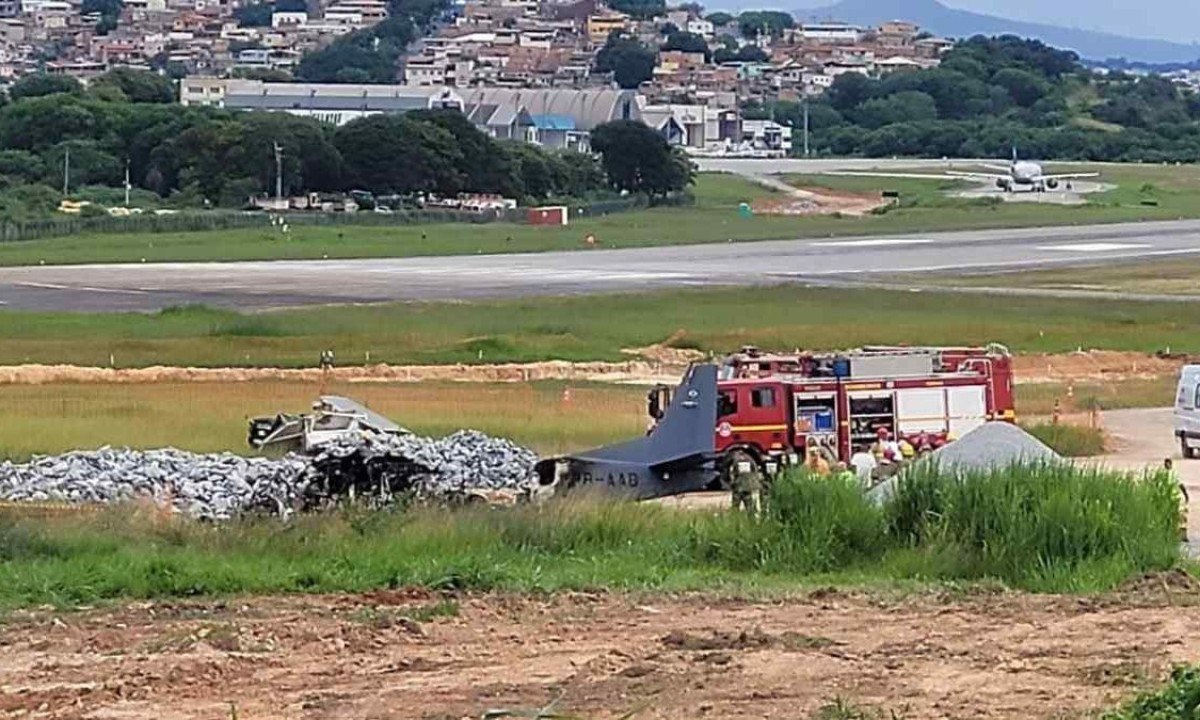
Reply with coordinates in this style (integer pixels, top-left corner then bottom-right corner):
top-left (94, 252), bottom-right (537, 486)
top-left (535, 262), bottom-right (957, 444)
top-left (896, 388), bottom-right (947, 434)
top-left (947, 386), bottom-right (987, 437)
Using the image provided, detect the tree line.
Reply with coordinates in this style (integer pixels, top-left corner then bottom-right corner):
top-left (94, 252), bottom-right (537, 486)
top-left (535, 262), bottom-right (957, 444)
top-left (0, 70), bottom-right (692, 221)
top-left (746, 35), bottom-right (1200, 162)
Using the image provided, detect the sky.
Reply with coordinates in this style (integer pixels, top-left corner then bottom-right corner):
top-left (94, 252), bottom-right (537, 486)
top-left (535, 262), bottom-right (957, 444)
top-left (943, 0), bottom-right (1200, 44)
top-left (784, 0), bottom-right (1200, 45)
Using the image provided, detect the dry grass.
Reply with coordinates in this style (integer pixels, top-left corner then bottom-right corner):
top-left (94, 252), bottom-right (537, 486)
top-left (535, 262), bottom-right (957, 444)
top-left (0, 381), bottom-right (647, 459)
top-left (0, 374), bottom-right (1177, 460)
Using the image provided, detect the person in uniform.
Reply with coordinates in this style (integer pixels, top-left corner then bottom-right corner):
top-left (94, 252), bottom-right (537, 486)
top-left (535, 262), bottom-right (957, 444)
top-left (728, 451), bottom-right (762, 517)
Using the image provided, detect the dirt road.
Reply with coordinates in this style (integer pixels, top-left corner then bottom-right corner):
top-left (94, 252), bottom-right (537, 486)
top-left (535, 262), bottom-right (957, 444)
top-left (4, 587), bottom-right (1200, 720)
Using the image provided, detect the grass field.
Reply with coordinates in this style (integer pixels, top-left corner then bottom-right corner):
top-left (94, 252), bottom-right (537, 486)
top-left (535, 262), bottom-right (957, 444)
top-left (0, 381), bottom-right (648, 459)
top-left (1, 286), bottom-right (1199, 367)
top-left (940, 257), bottom-right (1200, 297)
top-left (0, 376), bottom-right (1164, 460)
top-left (0, 464), bottom-right (1182, 610)
top-left (1, 164), bottom-right (1199, 266)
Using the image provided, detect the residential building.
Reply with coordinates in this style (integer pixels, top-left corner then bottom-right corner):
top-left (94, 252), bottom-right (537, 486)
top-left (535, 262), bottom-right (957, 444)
top-left (585, 9), bottom-right (626, 43)
top-left (796, 22), bottom-right (861, 44)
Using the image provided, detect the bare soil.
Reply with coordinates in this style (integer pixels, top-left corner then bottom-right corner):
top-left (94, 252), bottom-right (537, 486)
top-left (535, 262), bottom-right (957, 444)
top-left (1013, 351), bottom-right (1181, 384)
top-left (751, 185), bottom-right (889, 217)
top-left (4, 586), bottom-right (1200, 719)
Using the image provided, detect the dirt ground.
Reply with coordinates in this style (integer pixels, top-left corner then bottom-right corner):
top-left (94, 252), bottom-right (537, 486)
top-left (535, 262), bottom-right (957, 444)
top-left (1013, 351), bottom-right (1181, 384)
top-left (751, 185), bottom-right (889, 218)
top-left (5, 584), bottom-right (1200, 720)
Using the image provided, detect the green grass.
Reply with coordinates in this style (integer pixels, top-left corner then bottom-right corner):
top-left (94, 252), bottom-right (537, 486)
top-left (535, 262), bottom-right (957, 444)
top-left (0, 464), bottom-right (1181, 610)
top-left (1023, 422), bottom-right (1107, 457)
top-left (1016, 377), bottom-right (1178, 417)
top-left (1103, 665), bottom-right (1200, 719)
top-left (939, 257), bottom-right (1200, 297)
top-left (2, 285), bottom-right (1199, 367)
top-left (0, 174), bottom-right (804, 266)
top-left (3, 164), bottom-right (1200, 266)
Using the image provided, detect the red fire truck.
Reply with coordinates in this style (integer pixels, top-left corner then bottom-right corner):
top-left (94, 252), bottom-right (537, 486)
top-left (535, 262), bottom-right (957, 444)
top-left (704, 344), bottom-right (1016, 466)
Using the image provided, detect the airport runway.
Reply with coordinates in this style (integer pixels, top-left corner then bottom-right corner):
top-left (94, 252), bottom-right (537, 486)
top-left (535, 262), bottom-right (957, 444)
top-left (2, 219), bottom-right (1200, 311)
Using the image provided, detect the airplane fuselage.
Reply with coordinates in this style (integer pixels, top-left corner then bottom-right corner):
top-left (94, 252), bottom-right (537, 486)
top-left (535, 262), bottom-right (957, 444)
top-left (996, 161), bottom-right (1056, 192)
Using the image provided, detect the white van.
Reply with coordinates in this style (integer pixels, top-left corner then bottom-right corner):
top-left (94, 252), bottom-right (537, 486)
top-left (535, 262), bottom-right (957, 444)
top-left (1175, 365), bottom-right (1200, 458)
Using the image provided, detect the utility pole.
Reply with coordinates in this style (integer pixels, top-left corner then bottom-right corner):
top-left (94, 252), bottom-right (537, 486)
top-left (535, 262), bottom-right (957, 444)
top-left (802, 96), bottom-right (810, 157)
top-left (124, 159), bottom-right (131, 207)
top-left (273, 142), bottom-right (283, 205)
top-left (62, 146), bottom-right (70, 196)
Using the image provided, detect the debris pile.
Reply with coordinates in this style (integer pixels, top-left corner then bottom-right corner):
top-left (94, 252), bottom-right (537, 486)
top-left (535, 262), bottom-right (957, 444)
top-left (927, 422), bottom-right (1060, 472)
top-left (0, 448), bottom-right (307, 520)
top-left (869, 422), bottom-right (1062, 503)
top-left (303, 430), bottom-right (539, 508)
top-left (0, 431), bottom-right (540, 520)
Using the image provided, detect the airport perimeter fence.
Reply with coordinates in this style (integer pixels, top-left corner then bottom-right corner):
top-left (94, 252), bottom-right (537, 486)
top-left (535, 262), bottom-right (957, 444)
top-left (0, 193), bottom-right (694, 243)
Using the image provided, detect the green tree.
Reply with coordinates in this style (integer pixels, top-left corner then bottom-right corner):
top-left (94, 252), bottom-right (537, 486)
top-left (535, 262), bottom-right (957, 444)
top-left (334, 114), bottom-right (463, 194)
top-left (992, 67), bottom-right (1049, 107)
top-left (662, 31), bottom-right (709, 60)
top-left (590, 119), bottom-right (694, 198)
top-left (45, 140), bottom-right (122, 190)
top-left (594, 32), bottom-right (656, 89)
top-left (8, 73), bottom-right (82, 101)
top-left (856, 91), bottom-right (938, 129)
top-left (736, 10), bottom-right (792, 39)
top-left (0, 150), bottom-right (46, 184)
top-left (91, 68), bottom-right (175, 103)
top-left (233, 1), bottom-right (273, 26)
top-left (82, 0), bottom-right (121, 33)
top-left (705, 11), bottom-right (733, 26)
top-left (607, 0), bottom-right (664, 20)
top-left (713, 44), bottom-right (767, 63)
top-left (0, 95), bottom-right (105, 150)
top-left (408, 108), bottom-right (518, 195)
top-left (825, 72), bottom-right (874, 113)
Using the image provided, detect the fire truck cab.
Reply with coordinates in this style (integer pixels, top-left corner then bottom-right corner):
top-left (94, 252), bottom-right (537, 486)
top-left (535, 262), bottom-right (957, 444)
top-left (712, 344), bottom-right (1015, 467)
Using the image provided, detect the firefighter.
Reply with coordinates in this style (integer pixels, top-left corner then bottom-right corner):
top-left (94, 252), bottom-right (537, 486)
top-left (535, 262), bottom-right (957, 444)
top-left (872, 428), bottom-right (901, 464)
top-left (832, 461), bottom-right (856, 484)
top-left (727, 451), bottom-right (762, 517)
top-left (805, 447), bottom-right (830, 476)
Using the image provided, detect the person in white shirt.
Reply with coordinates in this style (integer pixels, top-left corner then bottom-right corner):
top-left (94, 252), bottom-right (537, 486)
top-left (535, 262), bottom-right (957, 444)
top-left (849, 448), bottom-right (877, 485)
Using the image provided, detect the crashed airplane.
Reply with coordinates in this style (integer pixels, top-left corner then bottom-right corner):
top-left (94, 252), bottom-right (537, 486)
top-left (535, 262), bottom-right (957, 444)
top-left (248, 395), bottom-right (408, 452)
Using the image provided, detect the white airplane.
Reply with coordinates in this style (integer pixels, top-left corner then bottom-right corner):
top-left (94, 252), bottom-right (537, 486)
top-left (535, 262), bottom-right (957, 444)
top-left (831, 149), bottom-right (1100, 193)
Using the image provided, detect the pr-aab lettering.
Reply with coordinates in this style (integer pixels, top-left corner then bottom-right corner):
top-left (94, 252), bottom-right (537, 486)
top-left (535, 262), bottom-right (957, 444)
top-left (576, 471), bottom-right (640, 488)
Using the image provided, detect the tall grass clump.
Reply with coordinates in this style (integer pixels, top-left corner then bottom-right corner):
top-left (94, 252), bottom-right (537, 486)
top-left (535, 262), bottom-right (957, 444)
top-left (0, 463), bottom-right (1185, 608)
top-left (886, 462), bottom-right (1181, 590)
top-left (759, 471), bottom-right (886, 572)
top-left (1023, 422), bottom-right (1107, 457)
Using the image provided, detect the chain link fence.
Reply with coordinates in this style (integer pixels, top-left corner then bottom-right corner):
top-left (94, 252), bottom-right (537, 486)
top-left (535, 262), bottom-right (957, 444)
top-left (0, 193), bottom-right (695, 243)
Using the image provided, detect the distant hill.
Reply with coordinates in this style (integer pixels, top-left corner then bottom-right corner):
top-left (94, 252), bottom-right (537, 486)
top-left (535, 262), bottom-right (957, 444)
top-left (796, 0), bottom-right (1200, 64)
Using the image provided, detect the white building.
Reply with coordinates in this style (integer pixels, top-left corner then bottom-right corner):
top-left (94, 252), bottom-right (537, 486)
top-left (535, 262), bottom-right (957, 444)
top-left (797, 22), bottom-right (861, 44)
top-left (740, 119), bottom-right (791, 156)
top-left (271, 10), bottom-right (307, 28)
top-left (685, 18), bottom-right (712, 37)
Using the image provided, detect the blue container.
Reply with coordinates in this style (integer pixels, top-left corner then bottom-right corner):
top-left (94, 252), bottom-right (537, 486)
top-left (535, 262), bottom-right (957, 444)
top-left (831, 356), bottom-right (851, 378)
